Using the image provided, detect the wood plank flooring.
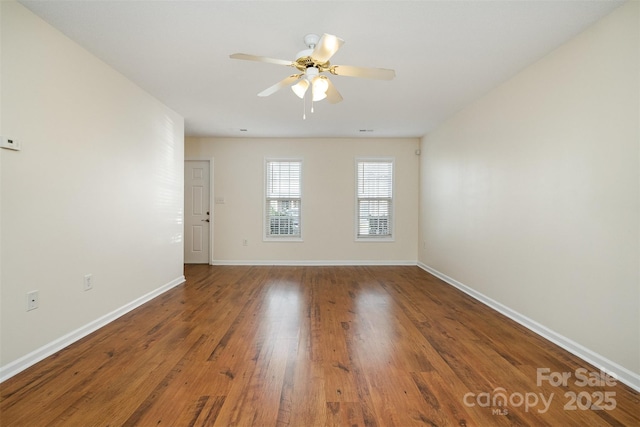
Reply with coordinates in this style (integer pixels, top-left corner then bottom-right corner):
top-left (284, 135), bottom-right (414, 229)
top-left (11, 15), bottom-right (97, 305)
top-left (1, 265), bottom-right (638, 426)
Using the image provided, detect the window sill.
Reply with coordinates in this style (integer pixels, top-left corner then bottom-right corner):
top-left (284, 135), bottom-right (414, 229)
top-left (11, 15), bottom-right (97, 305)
top-left (264, 237), bottom-right (304, 243)
top-left (355, 237), bottom-right (395, 243)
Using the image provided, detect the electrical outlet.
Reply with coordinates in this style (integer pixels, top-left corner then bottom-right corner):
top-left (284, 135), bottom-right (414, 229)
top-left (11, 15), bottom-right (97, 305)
top-left (1, 136), bottom-right (21, 151)
top-left (27, 291), bottom-right (39, 311)
top-left (84, 274), bottom-right (93, 291)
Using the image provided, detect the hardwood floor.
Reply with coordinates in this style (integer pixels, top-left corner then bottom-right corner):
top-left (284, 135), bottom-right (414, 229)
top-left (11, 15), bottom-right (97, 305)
top-left (1, 265), bottom-right (638, 426)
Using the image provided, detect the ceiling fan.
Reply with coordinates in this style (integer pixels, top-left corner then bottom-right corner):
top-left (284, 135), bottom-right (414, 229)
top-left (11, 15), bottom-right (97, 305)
top-left (230, 33), bottom-right (395, 108)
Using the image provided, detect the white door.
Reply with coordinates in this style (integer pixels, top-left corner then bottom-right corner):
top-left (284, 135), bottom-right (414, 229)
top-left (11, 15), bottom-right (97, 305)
top-left (184, 160), bottom-right (211, 264)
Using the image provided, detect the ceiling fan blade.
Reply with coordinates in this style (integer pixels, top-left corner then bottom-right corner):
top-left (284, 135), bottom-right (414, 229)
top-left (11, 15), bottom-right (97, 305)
top-left (330, 64), bottom-right (395, 80)
top-left (258, 74), bottom-right (302, 97)
top-left (324, 78), bottom-right (343, 104)
top-left (311, 34), bottom-right (344, 63)
top-left (230, 53), bottom-right (295, 67)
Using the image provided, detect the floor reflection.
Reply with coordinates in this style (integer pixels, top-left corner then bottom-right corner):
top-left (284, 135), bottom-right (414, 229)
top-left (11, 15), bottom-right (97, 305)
top-left (260, 281), bottom-right (302, 361)
top-left (354, 287), bottom-right (394, 366)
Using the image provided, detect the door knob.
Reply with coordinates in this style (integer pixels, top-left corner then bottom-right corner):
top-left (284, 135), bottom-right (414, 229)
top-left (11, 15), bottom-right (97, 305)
top-left (201, 219), bottom-right (210, 222)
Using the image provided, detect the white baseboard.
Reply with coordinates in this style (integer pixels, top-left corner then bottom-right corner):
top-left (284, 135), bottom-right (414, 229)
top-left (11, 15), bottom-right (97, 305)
top-left (417, 262), bottom-right (640, 393)
top-left (210, 260), bottom-right (417, 266)
top-left (0, 275), bottom-right (186, 383)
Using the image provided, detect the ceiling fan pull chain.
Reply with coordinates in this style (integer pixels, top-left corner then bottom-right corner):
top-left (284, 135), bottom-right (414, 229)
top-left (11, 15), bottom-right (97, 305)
top-left (303, 93), bottom-right (306, 120)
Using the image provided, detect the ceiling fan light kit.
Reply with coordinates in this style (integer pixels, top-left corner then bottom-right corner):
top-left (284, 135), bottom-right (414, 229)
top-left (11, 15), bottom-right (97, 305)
top-left (291, 68), bottom-right (329, 102)
top-left (230, 33), bottom-right (395, 117)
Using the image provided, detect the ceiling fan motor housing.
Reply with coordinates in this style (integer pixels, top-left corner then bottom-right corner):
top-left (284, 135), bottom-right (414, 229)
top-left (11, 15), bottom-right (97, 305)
top-left (295, 34), bottom-right (330, 71)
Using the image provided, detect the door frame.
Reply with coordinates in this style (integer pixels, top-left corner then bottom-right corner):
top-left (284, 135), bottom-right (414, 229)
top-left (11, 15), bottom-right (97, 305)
top-left (185, 157), bottom-right (214, 264)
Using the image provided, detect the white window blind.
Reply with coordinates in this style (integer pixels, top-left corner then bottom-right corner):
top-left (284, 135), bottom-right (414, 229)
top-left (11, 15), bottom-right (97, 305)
top-left (265, 160), bottom-right (302, 238)
top-left (357, 160), bottom-right (393, 238)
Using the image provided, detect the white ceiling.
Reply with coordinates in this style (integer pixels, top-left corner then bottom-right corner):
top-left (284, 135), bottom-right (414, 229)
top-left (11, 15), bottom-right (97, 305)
top-left (20, 0), bottom-right (623, 139)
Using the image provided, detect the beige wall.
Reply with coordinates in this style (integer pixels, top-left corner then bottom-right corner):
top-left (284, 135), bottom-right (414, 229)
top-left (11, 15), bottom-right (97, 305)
top-left (0, 2), bottom-right (184, 374)
top-left (186, 137), bottom-right (420, 263)
top-left (419, 1), bottom-right (639, 378)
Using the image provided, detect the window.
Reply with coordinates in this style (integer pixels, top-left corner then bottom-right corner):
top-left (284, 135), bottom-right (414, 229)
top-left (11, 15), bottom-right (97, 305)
top-left (356, 159), bottom-right (393, 239)
top-left (265, 160), bottom-right (302, 239)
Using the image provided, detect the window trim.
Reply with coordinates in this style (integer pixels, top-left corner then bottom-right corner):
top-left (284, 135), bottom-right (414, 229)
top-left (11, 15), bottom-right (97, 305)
top-left (263, 158), bottom-right (303, 242)
top-left (354, 157), bottom-right (395, 242)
